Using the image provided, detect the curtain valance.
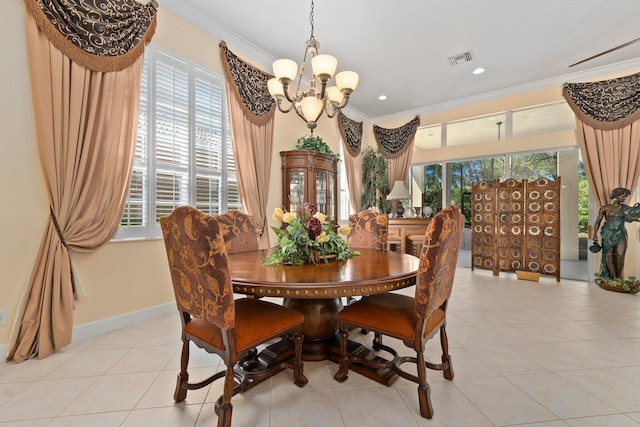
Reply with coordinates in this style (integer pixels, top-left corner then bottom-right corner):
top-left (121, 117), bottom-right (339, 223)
top-left (220, 41), bottom-right (275, 126)
top-left (23, 0), bottom-right (157, 72)
top-left (338, 111), bottom-right (363, 156)
top-left (563, 71), bottom-right (640, 130)
top-left (373, 115), bottom-right (420, 159)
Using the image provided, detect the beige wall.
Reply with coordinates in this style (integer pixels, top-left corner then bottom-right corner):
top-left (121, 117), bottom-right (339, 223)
top-left (1, 3), bottom-right (638, 348)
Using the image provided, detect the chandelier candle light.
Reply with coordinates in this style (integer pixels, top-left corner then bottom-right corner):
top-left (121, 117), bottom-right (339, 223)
top-left (387, 181), bottom-right (412, 218)
top-left (267, 0), bottom-right (359, 134)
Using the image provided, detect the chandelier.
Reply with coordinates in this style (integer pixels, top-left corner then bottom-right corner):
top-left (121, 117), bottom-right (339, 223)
top-left (267, 0), bottom-right (359, 134)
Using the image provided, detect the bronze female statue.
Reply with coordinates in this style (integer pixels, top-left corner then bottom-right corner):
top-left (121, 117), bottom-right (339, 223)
top-left (592, 187), bottom-right (640, 280)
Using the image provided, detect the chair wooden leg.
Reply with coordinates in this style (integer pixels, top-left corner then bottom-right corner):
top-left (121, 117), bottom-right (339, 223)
top-left (333, 329), bottom-right (350, 382)
top-left (416, 351), bottom-right (434, 419)
top-left (174, 340), bottom-right (189, 402)
top-left (372, 332), bottom-right (383, 351)
top-left (440, 324), bottom-right (454, 380)
top-left (216, 366), bottom-right (235, 427)
top-left (292, 332), bottom-right (308, 387)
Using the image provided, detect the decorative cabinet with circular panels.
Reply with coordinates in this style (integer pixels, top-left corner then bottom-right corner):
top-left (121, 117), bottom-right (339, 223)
top-left (471, 177), bottom-right (560, 281)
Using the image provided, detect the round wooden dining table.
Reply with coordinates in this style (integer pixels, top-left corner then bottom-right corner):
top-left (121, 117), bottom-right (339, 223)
top-left (227, 248), bottom-right (420, 385)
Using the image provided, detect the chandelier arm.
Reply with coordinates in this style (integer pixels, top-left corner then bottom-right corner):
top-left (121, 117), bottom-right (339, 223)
top-left (333, 94), bottom-right (351, 110)
top-left (292, 104), bottom-right (310, 123)
top-left (275, 98), bottom-right (294, 114)
top-left (280, 81), bottom-right (298, 105)
top-left (318, 80), bottom-right (328, 101)
top-left (325, 101), bottom-right (338, 119)
top-left (312, 98), bottom-right (328, 122)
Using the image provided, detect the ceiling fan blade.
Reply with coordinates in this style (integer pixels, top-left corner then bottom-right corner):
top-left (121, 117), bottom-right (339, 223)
top-left (569, 37), bottom-right (640, 67)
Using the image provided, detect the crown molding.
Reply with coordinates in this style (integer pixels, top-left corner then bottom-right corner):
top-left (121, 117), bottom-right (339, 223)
top-left (159, 0), bottom-right (274, 70)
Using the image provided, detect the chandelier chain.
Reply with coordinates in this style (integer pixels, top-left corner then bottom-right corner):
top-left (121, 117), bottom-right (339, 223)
top-left (309, 0), bottom-right (315, 40)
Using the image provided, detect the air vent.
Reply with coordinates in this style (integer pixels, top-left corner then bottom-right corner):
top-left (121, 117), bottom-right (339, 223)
top-left (448, 50), bottom-right (474, 66)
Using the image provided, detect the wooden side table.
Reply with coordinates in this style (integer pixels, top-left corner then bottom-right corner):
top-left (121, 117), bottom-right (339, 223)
top-left (388, 217), bottom-right (431, 254)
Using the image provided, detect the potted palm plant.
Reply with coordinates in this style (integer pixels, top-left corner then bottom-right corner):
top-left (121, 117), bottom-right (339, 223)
top-left (360, 146), bottom-right (391, 213)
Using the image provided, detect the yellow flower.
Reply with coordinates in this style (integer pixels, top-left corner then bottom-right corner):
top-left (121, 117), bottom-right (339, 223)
top-left (317, 231), bottom-right (326, 243)
top-left (282, 212), bottom-right (297, 224)
top-left (272, 207), bottom-right (284, 221)
top-left (313, 212), bottom-right (326, 223)
top-left (338, 226), bottom-right (350, 235)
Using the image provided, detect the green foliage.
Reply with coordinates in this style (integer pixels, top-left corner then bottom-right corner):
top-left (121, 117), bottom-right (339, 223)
top-left (509, 152), bottom-right (558, 180)
top-left (360, 146), bottom-right (391, 213)
top-left (422, 164), bottom-right (442, 213)
top-left (578, 175), bottom-right (590, 233)
top-left (296, 135), bottom-right (340, 160)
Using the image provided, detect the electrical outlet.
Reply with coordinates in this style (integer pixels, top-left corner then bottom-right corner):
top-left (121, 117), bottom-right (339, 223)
top-left (0, 309), bottom-right (8, 326)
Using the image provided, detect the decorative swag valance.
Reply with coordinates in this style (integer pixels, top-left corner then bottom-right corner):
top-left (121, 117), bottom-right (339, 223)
top-left (338, 111), bottom-right (363, 156)
top-left (373, 115), bottom-right (420, 159)
top-left (219, 41), bottom-right (275, 126)
top-left (563, 71), bottom-right (640, 130)
top-left (23, 0), bottom-right (157, 72)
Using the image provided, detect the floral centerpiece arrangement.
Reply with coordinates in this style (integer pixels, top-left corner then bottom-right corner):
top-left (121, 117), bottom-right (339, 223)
top-left (264, 203), bottom-right (359, 265)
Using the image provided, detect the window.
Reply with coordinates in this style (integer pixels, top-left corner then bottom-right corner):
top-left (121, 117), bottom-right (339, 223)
top-left (337, 141), bottom-right (353, 224)
top-left (117, 47), bottom-right (238, 240)
top-left (512, 102), bottom-right (575, 137)
top-left (446, 113), bottom-right (506, 146)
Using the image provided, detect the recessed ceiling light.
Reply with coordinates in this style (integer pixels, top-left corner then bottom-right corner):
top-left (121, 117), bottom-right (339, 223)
top-left (378, 95), bottom-right (387, 100)
top-left (473, 67), bottom-right (485, 75)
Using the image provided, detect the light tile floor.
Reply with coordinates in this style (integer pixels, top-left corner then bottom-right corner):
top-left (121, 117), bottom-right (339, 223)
top-left (2, 268), bottom-right (640, 426)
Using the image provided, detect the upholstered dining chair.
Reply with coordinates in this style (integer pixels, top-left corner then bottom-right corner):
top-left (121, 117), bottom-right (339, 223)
top-left (334, 205), bottom-right (464, 419)
top-left (347, 209), bottom-right (389, 251)
top-left (160, 206), bottom-right (307, 427)
top-left (346, 210), bottom-right (389, 307)
top-left (215, 210), bottom-right (259, 253)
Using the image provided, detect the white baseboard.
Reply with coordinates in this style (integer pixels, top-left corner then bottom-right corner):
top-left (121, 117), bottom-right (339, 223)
top-left (72, 302), bottom-right (175, 342)
top-left (1, 302), bottom-right (175, 364)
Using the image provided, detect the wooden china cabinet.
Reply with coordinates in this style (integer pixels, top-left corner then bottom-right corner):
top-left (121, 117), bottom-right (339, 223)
top-left (280, 150), bottom-right (338, 225)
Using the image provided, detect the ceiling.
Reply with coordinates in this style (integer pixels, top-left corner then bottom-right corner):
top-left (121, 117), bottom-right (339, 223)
top-left (160, 0), bottom-right (640, 122)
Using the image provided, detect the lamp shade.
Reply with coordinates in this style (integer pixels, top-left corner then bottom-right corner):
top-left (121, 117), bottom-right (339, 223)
top-left (326, 86), bottom-right (344, 103)
top-left (311, 54), bottom-right (338, 79)
top-left (273, 59), bottom-right (298, 81)
top-left (386, 181), bottom-right (411, 200)
top-left (300, 96), bottom-right (324, 122)
top-left (267, 78), bottom-right (284, 97)
top-left (336, 70), bottom-right (359, 91)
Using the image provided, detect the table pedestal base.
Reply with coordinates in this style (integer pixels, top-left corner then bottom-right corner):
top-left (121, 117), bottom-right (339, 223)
top-left (282, 297), bottom-right (341, 361)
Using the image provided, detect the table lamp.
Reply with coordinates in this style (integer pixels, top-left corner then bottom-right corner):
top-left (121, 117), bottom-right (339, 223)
top-left (386, 180), bottom-right (411, 218)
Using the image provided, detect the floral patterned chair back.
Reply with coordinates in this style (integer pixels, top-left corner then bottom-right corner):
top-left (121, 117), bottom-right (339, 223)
top-left (347, 210), bottom-right (389, 250)
top-left (415, 205), bottom-right (464, 319)
top-left (160, 206), bottom-right (308, 425)
top-left (160, 206), bottom-right (235, 330)
top-left (215, 210), bottom-right (259, 254)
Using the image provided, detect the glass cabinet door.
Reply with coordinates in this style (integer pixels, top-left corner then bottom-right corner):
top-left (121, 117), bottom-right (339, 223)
top-left (281, 150), bottom-right (338, 225)
top-left (289, 171), bottom-right (305, 212)
top-left (316, 172), bottom-right (327, 214)
top-left (327, 173), bottom-right (336, 222)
